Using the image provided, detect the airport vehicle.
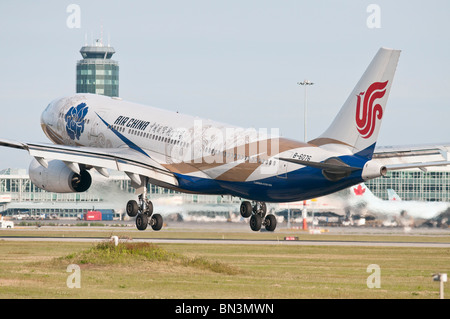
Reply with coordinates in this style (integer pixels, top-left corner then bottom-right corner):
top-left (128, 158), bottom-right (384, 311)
top-left (0, 216), bottom-right (14, 229)
top-left (83, 210), bottom-right (102, 221)
top-left (1, 47), bottom-right (448, 232)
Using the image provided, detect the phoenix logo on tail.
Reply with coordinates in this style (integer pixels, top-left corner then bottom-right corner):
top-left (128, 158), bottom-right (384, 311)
top-left (355, 81), bottom-right (388, 139)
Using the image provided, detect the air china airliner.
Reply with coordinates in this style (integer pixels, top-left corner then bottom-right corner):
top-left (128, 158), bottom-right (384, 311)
top-left (1, 47), bottom-right (447, 232)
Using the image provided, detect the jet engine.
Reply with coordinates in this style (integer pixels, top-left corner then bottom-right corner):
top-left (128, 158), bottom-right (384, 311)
top-left (28, 158), bottom-right (92, 193)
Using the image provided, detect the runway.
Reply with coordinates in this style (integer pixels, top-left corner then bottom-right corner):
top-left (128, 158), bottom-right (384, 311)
top-left (2, 236), bottom-right (450, 248)
top-left (2, 221), bottom-right (450, 247)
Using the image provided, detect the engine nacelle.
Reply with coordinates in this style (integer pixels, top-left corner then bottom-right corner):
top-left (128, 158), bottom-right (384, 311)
top-left (29, 159), bottom-right (92, 193)
top-left (361, 159), bottom-right (387, 181)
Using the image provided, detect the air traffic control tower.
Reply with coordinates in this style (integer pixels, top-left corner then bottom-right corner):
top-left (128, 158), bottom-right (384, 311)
top-left (76, 39), bottom-right (119, 97)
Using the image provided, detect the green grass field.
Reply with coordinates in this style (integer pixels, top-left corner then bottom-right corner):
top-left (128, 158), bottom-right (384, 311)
top-left (1, 229), bottom-right (449, 299)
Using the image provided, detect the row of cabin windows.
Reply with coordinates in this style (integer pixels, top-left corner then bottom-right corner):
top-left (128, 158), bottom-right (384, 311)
top-left (123, 126), bottom-right (191, 148)
top-left (124, 125), bottom-right (277, 165)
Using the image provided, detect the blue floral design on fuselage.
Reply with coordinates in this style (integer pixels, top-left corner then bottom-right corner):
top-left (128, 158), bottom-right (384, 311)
top-left (65, 102), bottom-right (89, 140)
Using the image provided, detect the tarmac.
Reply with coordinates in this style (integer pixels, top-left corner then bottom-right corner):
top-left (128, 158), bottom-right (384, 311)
top-left (2, 220), bottom-right (450, 248)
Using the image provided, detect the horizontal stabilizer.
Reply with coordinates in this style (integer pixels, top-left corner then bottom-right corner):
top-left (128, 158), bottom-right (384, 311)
top-left (278, 157), bottom-right (362, 181)
top-left (279, 157), bottom-right (361, 172)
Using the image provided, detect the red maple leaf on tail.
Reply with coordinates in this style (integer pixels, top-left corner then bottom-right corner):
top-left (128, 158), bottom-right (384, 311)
top-left (353, 184), bottom-right (366, 196)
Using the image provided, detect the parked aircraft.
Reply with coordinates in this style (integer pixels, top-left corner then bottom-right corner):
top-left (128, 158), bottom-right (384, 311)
top-left (345, 183), bottom-right (450, 220)
top-left (387, 188), bottom-right (402, 201)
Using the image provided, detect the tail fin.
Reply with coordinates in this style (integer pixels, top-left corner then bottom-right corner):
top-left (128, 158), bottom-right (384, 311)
top-left (350, 183), bottom-right (380, 201)
top-left (309, 47), bottom-right (401, 159)
top-left (387, 189), bottom-right (402, 201)
top-left (351, 183), bottom-right (375, 198)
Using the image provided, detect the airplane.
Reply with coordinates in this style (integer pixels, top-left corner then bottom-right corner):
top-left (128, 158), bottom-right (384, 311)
top-left (1, 47), bottom-right (449, 232)
top-left (387, 188), bottom-right (401, 201)
top-left (344, 183), bottom-right (450, 222)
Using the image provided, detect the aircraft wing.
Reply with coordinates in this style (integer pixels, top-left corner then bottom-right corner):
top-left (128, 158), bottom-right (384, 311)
top-left (374, 143), bottom-right (450, 172)
top-left (0, 139), bottom-right (179, 188)
top-left (279, 143), bottom-right (450, 176)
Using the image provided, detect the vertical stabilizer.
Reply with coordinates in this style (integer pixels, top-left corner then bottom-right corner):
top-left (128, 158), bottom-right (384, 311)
top-left (387, 189), bottom-right (402, 201)
top-left (310, 48), bottom-right (401, 159)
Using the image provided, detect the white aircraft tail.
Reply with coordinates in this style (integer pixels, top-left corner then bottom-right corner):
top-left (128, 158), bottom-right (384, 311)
top-left (350, 183), bottom-right (377, 200)
top-left (310, 47), bottom-right (401, 159)
top-left (387, 189), bottom-right (402, 201)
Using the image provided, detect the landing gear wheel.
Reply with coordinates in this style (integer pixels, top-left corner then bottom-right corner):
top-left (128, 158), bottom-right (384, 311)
top-left (150, 214), bottom-right (163, 231)
top-left (240, 201), bottom-right (252, 218)
top-left (250, 214), bottom-right (262, 231)
top-left (129, 177), bottom-right (163, 231)
top-left (145, 201), bottom-right (154, 215)
top-left (126, 200), bottom-right (139, 217)
top-left (136, 214), bottom-right (148, 231)
top-left (264, 214), bottom-right (277, 232)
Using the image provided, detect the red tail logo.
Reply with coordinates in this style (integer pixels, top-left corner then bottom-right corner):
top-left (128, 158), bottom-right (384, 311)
top-left (355, 81), bottom-right (388, 139)
top-left (353, 184), bottom-right (366, 196)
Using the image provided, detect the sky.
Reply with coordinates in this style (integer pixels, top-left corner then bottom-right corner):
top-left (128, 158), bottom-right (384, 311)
top-left (0, 0), bottom-right (449, 169)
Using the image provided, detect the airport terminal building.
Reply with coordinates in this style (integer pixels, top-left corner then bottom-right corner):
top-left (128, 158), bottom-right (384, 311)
top-left (366, 170), bottom-right (450, 202)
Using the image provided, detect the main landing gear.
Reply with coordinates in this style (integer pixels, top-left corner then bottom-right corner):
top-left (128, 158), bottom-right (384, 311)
top-left (126, 186), bottom-right (163, 231)
top-left (240, 200), bottom-right (277, 232)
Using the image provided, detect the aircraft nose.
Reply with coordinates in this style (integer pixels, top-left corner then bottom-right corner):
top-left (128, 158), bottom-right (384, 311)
top-left (41, 98), bottom-right (65, 143)
top-left (41, 98), bottom-right (63, 133)
top-left (41, 102), bottom-right (51, 126)
top-left (41, 98), bottom-right (60, 126)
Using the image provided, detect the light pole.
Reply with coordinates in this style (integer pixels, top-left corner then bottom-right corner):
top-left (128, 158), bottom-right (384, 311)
top-left (297, 80), bottom-right (314, 142)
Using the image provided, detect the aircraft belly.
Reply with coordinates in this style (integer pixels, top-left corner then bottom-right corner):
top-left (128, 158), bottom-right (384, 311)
top-left (175, 167), bottom-right (365, 203)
